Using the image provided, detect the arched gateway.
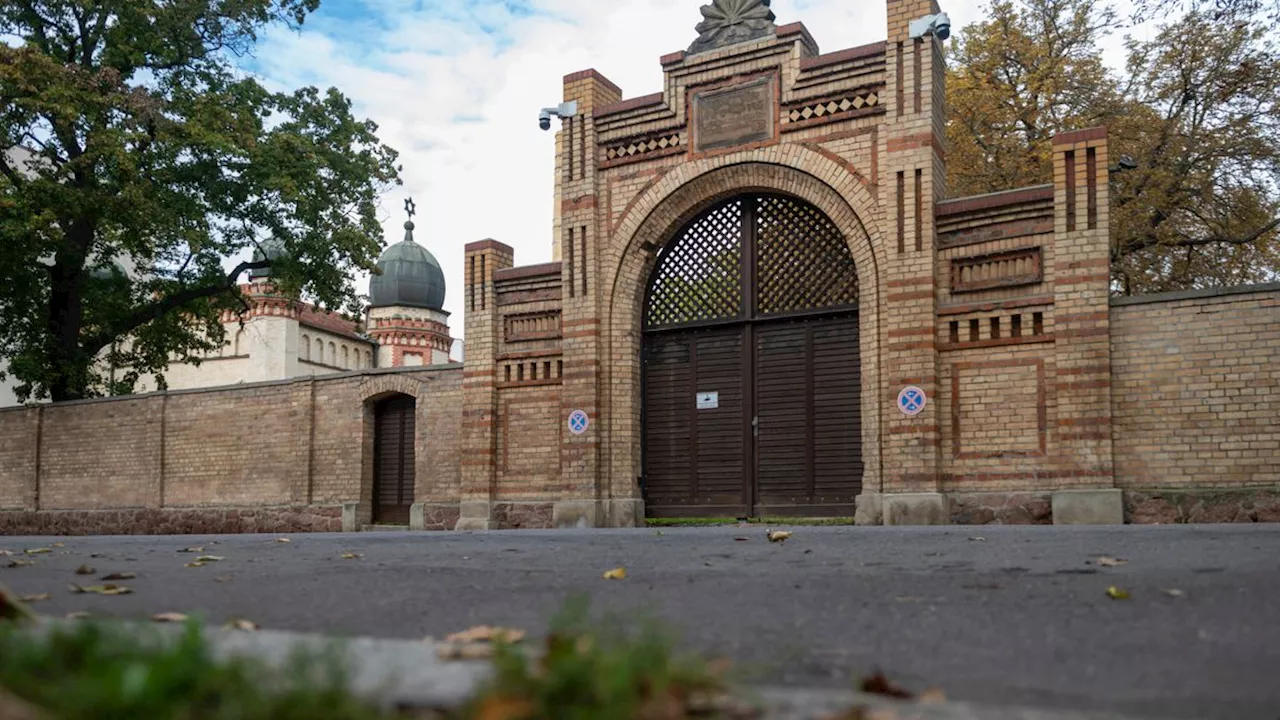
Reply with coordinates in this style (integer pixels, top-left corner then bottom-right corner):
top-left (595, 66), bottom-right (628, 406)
top-left (642, 193), bottom-right (863, 517)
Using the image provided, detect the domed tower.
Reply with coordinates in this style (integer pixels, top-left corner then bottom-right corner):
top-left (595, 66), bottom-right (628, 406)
top-left (367, 199), bottom-right (455, 367)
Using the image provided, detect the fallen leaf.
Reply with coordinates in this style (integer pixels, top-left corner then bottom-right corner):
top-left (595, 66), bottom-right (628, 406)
top-left (445, 626), bottom-right (527, 645)
top-left (918, 688), bottom-right (947, 704)
top-left (195, 556), bottom-right (224, 562)
top-left (65, 611), bottom-right (91, 620)
top-left (75, 564), bottom-right (95, 575)
top-left (1163, 588), bottom-right (1185, 598)
top-left (151, 612), bottom-right (189, 623)
top-left (213, 576), bottom-right (233, 583)
top-left (6, 560), bottom-right (35, 568)
top-left (18, 593), bottom-right (50, 603)
top-left (340, 553), bottom-right (363, 560)
top-left (101, 572), bottom-right (136, 581)
top-left (733, 537), bottom-right (750, 542)
top-left (23, 548), bottom-right (51, 555)
top-left (275, 538), bottom-right (291, 543)
top-left (184, 561), bottom-right (206, 568)
top-left (1106, 586), bottom-right (1131, 600)
top-left (437, 643), bottom-right (497, 661)
top-left (860, 670), bottom-right (914, 699)
top-left (655, 530), bottom-right (665, 536)
top-left (1096, 556), bottom-right (1128, 567)
top-left (52, 542), bottom-right (65, 548)
top-left (178, 547), bottom-right (205, 553)
top-left (969, 537), bottom-right (986, 542)
top-left (225, 619), bottom-right (259, 631)
top-left (69, 583), bottom-right (133, 596)
top-left (602, 567), bottom-right (627, 580)
top-left (767, 530), bottom-right (792, 543)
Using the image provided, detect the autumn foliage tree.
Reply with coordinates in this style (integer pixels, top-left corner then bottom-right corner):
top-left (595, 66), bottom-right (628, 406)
top-left (946, 0), bottom-right (1280, 293)
top-left (0, 0), bottom-right (400, 402)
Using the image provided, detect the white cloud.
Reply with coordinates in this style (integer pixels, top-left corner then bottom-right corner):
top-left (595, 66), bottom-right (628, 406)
top-left (248, 0), bottom-right (1144, 334)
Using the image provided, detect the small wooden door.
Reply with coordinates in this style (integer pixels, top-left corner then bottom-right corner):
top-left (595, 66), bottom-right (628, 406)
top-left (373, 395), bottom-right (416, 524)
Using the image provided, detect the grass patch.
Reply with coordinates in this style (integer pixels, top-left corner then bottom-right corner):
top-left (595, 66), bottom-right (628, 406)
top-left (646, 516), bottom-right (854, 527)
top-left (0, 620), bottom-right (391, 720)
top-left (466, 596), bottom-right (730, 719)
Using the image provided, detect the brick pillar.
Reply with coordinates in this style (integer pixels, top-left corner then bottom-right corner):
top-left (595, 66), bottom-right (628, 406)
top-left (555, 69), bottom-right (626, 528)
top-left (873, 0), bottom-right (949, 524)
top-left (1049, 127), bottom-right (1120, 523)
top-left (457, 239), bottom-right (513, 530)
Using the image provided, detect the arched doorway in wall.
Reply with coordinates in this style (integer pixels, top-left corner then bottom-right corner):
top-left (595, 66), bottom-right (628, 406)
top-left (642, 193), bottom-right (863, 518)
top-left (372, 394), bottom-right (416, 524)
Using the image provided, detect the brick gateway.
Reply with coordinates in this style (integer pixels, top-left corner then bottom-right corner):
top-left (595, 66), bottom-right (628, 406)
top-left (1, 0), bottom-right (1277, 534)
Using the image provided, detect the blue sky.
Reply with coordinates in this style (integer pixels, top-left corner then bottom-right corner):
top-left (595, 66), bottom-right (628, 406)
top-left (243, 0), bottom-right (1148, 330)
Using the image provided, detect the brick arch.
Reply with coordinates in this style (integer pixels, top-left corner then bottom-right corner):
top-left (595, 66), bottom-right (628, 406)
top-left (359, 373), bottom-right (425, 403)
top-left (601, 152), bottom-right (887, 508)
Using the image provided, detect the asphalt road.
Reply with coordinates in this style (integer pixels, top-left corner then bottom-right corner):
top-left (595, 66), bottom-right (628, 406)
top-left (3, 525), bottom-right (1280, 719)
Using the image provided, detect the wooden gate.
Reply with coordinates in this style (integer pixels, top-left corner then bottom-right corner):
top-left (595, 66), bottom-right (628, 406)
top-left (642, 194), bottom-right (862, 517)
top-left (373, 395), bottom-right (416, 524)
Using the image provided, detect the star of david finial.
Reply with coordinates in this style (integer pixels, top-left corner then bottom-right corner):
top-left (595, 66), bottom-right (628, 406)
top-left (404, 197), bottom-right (417, 219)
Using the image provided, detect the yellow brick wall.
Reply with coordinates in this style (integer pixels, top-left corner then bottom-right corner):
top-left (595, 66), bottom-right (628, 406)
top-left (1112, 287), bottom-right (1280, 488)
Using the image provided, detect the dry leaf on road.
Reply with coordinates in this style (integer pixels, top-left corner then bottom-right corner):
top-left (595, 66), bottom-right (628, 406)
top-left (1096, 557), bottom-right (1128, 567)
top-left (1163, 588), bottom-right (1185, 598)
top-left (75, 564), bottom-right (95, 575)
top-left (767, 530), bottom-right (792, 543)
top-left (969, 537), bottom-right (986, 542)
top-left (196, 556), bottom-right (224, 563)
top-left (437, 643), bottom-right (497, 661)
top-left (23, 548), bottom-right (51, 555)
top-left (1106, 586), bottom-right (1131, 600)
top-left (340, 553), bottom-right (363, 560)
top-left (225, 619), bottom-right (259, 631)
top-left (602, 567), bottom-right (627, 580)
top-left (178, 547), bottom-right (205, 554)
top-left (18, 593), bottom-right (50, 603)
top-left (151, 612), bottom-right (189, 623)
top-left (860, 670), bottom-right (914, 699)
top-left (275, 538), bottom-right (291, 543)
top-left (445, 626), bottom-right (527, 645)
top-left (101, 572), bottom-right (136, 581)
top-left (65, 611), bottom-right (91, 620)
top-left (185, 561), bottom-right (207, 568)
top-left (6, 560), bottom-right (35, 568)
top-left (733, 537), bottom-right (750, 542)
top-left (69, 583), bottom-right (133, 596)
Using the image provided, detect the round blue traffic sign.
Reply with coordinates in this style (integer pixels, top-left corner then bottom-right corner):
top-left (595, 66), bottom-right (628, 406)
top-left (567, 409), bottom-right (590, 435)
top-left (897, 386), bottom-right (927, 417)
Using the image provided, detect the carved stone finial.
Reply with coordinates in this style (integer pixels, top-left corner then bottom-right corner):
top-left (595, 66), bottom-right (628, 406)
top-left (688, 0), bottom-right (777, 55)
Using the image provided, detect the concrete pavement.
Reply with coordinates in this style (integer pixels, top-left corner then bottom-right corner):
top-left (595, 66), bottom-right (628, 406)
top-left (3, 525), bottom-right (1279, 719)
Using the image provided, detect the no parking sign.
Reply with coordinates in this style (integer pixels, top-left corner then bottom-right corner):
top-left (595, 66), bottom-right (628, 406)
top-left (567, 409), bottom-right (590, 435)
top-left (897, 386), bottom-right (927, 417)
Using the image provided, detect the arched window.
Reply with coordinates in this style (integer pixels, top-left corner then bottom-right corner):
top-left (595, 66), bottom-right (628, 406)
top-left (328, 342), bottom-right (336, 366)
top-left (314, 338), bottom-right (323, 363)
top-left (365, 350), bottom-right (372, 368)
top-left (342, 346), bottom-right (350, 368)
top-left (301, 334), bottom-right (311, 361)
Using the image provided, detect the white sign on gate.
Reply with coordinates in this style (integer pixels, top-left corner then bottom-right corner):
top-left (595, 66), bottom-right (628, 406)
top-left (696, 391), bottom-right (720, 410)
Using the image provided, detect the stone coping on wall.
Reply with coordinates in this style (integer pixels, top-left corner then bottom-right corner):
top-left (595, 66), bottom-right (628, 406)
top-left (1109, 282), bottom-right (1280, 307)
top-left (0, 505), bottom-right (344, 536)
top-left (0, 364), bottom-right (464, 413)
top-left (935, 185), bottom-right (1055, 218)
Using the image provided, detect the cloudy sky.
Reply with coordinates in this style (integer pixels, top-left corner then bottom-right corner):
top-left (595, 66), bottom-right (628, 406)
top-left (243, 0), bottom-right (1148, 332)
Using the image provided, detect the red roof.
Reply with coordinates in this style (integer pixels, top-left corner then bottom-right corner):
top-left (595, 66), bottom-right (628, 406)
top-left (298, 304), bottom-right (370, 344)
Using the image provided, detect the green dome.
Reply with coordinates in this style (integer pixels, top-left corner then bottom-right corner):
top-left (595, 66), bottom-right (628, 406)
top-left (369, 221), bottom-right (446, 310)
top-left (250, 238), bottom-right (287, 279)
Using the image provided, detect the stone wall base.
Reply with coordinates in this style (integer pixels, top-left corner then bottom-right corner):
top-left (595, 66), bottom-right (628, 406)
top-left (0, 506), bottom-right (343, 536)
top-left (410, 503), bottom-right (462, 531)
top-left (1052, 489), bottom-right (1124, 525)
top-left (450, 500), bottom-right (645, 530)
top-left (1125, 488), bottom-right (1280, 524)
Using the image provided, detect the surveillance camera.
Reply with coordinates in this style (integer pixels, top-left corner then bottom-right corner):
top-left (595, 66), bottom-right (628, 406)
top-left (537, 101), bottom-right (579, 132)
top-left (909, 12), bottom-right (951, 41)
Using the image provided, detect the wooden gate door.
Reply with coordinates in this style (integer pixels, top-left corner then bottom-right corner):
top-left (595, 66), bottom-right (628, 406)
top-left (642, 194), bottom-right (862, 517)
top-left (373, 395), bottom-right (416, 524)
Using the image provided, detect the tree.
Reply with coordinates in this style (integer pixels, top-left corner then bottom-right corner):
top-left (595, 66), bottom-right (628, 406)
top-left (946, 0), bottom-right (1280, 293)
top-left (0, 0), bottom-right (400, 402)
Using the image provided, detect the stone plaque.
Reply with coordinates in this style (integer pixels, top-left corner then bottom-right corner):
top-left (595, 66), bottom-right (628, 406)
top-left (692, 77), bottom-right (775, 154)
